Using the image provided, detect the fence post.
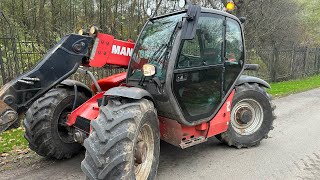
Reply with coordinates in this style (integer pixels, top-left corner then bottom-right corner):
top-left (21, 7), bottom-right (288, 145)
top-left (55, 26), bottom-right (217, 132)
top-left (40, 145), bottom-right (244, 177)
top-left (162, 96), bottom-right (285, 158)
top-left (316, 48), bottom-right (320, 74)
top-left (290, 44), bottom-right (296, 79)
top-left (312, 48), bottom-right (318, 75)
top-left (303, 46), bottom-right (309, 76)
top-left (0, 49), bottom-right (6, 85)
top-left (271, 45), bottom-right (278, 82)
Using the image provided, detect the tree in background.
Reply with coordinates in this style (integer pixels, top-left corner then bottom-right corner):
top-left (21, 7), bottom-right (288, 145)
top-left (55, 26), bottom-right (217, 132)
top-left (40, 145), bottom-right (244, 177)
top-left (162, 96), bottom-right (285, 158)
top-left (296, 0), bottom-right (320, 46)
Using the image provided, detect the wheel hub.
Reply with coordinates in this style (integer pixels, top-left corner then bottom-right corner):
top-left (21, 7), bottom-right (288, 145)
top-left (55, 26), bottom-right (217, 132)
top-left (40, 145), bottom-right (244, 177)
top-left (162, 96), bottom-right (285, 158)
top-left (135, 140), bottom-right (148, 164)
top-left (57, 109), bottom-right (75, 144)
top-left (231, 99), bottom-right (264, 136)
top-left (134, 124), bottom-right (154, 179)
top-left (236, 108), bottom-right (253, 124)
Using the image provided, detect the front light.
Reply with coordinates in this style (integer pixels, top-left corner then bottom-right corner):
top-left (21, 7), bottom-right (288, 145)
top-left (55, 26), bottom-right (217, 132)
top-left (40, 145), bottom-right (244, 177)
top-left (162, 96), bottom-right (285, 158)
top-left (89, 26), bottom-right (98, 35)
top-left (142, 64), bottom-right (156, 77)
top-left (178, 0), bottom-right (186, 8)
top-left (78, 29), bottom-right (84, 35)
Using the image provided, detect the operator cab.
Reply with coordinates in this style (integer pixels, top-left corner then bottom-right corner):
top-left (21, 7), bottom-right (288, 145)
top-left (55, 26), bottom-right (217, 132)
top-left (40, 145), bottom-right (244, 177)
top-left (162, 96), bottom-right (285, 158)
top-left (127, 6), bottom-right (244, 125)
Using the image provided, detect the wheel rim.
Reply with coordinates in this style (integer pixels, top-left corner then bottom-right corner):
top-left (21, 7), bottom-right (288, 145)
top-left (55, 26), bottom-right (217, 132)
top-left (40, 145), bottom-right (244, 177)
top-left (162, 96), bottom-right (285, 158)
top-left (134, 123), bottom-right (154, 180)
top-left (57, 107), bottom-right (74, 143)
top-left (230, 98), bottom-right (264, 135)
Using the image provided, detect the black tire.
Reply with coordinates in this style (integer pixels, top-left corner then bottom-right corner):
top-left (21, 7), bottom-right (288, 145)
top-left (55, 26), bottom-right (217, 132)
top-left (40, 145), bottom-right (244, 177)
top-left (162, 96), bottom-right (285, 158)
top-left (23, 87), bottom-right (89, 159)
top-left (216, 83), bottom-right (276, 148)
top-left (81, 98), bottom-right (160, 180)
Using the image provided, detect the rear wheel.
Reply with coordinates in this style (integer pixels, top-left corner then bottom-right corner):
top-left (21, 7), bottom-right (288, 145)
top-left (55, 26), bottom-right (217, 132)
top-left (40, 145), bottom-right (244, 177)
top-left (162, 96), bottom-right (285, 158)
top-left (216, 83), bottom-right (276, 148)
top-left (81, 98), bottom-right (160, 180)
top-left (23, 87), bottom-right (89, 159)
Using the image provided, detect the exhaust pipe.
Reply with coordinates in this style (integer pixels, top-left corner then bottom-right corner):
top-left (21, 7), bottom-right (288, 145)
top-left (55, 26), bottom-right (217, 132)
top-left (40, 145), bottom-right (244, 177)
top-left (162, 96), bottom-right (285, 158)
top-left (0, 100), bottom-right (18, 133)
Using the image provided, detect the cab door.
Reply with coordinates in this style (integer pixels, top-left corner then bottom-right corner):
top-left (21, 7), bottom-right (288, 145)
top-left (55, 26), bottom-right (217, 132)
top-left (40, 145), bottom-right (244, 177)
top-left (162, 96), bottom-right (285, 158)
top-left (172, 13), bottom-right (225, 122)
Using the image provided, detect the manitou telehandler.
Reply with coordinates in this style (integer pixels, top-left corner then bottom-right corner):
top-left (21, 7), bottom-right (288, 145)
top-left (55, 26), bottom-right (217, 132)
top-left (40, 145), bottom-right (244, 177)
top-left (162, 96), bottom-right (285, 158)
top-left (0, 2), bottom-right (275, 179)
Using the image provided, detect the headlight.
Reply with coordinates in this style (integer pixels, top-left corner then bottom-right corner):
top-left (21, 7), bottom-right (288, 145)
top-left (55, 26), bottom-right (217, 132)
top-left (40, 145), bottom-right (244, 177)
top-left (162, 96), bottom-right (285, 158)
top-left (89, 26), bottom-right (98, 35)
top-left (142, 64), bottom-right (156, 77)
top-left (78, 29), bottom-right (84, 35)
top-left (178, 0), bottom-right (186, 8)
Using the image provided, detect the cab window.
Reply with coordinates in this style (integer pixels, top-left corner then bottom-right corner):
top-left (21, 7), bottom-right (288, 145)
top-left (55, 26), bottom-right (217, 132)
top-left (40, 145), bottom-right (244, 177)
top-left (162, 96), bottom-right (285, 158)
top-left (177, 14), bottom-right (224, 69)
top-left (224, 18), bottom-right (244, 91)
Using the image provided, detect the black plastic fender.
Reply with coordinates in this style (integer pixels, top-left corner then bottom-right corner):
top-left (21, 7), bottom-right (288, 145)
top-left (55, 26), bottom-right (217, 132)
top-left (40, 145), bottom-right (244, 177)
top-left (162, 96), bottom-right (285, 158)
top-left (236, 75), bottom-right (271, 89)
top-left (104, 86), bottom-right (154, 101)
top-left (60, 79), bottom-right (93, 97)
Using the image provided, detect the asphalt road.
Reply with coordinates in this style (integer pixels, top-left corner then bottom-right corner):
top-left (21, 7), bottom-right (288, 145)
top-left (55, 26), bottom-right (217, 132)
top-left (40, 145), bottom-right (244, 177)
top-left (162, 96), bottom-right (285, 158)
top-left (2, 88), bottom-right (320, 180)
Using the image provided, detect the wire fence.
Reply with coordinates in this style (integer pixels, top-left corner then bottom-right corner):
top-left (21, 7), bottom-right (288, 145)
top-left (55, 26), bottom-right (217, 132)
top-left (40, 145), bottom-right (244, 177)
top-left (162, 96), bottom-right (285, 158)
top-left (1, 11), bottom-right (320, 87)
top-left (0, 12), bottom-right (125, 86)
top-left (246, 46), bottom-right (320, 82)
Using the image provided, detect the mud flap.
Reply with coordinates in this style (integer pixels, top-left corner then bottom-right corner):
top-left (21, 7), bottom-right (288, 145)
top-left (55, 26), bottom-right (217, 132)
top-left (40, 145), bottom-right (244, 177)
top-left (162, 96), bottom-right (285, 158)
top-left (0, 100), bottom-right (18, 134)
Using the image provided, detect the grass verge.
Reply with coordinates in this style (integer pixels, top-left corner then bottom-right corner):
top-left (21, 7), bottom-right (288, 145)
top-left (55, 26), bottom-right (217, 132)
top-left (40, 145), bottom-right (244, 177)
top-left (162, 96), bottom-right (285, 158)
top-left (0, 127), bottom-right (39, 171)
top-left (0, 127), bottom-right (28, 154)
top-left (268, 74), bottom-right (320, 97)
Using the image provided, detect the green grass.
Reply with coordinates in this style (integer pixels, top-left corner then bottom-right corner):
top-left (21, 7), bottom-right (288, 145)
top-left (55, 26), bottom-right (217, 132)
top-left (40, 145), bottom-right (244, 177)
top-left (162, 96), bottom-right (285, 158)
top-left (0, 127), bottom-right (28, 154)
top-left (268, 74), bottom-right (320, 97)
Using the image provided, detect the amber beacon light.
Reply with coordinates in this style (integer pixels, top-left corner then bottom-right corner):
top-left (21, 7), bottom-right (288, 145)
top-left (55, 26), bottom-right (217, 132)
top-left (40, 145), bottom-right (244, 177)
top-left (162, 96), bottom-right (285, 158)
top-left (226, 0), bottom-right (235, 11)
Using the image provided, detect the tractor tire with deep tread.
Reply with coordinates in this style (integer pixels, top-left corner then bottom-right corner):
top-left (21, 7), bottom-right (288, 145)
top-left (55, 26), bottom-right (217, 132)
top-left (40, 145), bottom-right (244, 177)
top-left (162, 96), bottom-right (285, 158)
top-left (81, 98), bottom-right (160, 180)
top-left (216, 83), bottom-right (276, 148)
top-left (23, 87), bottom-right (89, 159)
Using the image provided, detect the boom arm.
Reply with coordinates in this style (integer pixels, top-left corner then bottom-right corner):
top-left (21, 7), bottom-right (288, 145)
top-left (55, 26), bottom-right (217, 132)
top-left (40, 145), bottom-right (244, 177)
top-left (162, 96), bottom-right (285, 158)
top-left (0, 32), bottom-right (135, 133)
top-left (0, 34), bottom-right (93, 133)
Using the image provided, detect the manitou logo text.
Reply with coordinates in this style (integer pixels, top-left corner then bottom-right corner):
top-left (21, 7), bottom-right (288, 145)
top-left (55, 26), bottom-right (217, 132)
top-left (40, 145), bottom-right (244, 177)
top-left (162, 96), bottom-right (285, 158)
top-left (112, 45), bottom-right (133, 56)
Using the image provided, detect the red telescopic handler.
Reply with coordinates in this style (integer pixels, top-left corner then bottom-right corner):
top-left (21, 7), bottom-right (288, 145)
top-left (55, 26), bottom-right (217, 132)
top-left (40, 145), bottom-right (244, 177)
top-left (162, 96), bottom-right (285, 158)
top-left (0, 2), bottom-right (275, 180)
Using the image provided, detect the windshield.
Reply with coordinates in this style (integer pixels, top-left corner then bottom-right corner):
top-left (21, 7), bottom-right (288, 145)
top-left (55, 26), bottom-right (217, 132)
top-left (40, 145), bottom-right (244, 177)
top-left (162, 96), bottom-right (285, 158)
top-left (128, 13), bottom-right (185, 81)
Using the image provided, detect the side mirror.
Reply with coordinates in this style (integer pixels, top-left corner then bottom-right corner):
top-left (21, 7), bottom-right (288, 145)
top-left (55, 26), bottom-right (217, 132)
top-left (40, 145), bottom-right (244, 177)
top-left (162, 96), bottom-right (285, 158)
top-left (239, 17), bottom-right (246, 24)
top-left (244, 64), bottom-right (259, 71)
top-left (181, 5), bottom-right (201, 40)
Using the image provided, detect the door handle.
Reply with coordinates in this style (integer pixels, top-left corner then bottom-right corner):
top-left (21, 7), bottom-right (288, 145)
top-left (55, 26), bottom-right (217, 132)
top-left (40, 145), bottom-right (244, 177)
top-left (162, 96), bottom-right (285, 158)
top-left (176, 73), bottom-right (187, 82)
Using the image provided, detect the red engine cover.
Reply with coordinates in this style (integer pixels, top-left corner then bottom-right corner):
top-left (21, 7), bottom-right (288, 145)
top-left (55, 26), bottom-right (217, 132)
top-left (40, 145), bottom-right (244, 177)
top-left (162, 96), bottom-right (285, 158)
top-left (91, 72), bottom-right (127, 94)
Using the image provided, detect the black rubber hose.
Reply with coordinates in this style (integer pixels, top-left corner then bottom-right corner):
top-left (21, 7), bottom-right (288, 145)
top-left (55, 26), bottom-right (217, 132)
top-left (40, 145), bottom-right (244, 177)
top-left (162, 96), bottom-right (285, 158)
top-left (72, 84), bottom-right (78, 111)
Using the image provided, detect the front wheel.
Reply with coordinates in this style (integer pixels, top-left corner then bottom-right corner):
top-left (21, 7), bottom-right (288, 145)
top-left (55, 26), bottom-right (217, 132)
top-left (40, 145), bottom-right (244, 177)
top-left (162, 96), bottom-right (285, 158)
top-left (23, 87), bottom-right (89, 159)
top-left (216, 83), bottom-right (276, 148)
top-left (81, 98), bottom-right (160, 180)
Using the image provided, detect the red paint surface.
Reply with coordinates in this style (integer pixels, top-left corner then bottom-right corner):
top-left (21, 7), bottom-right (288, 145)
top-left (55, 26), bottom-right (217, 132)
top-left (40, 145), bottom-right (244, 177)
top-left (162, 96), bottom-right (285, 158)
top-left (89, 33), bottom-right (135, 67)
top-left (66, 92), bottom-right (104, 126)
top-left (159, 90), bottom-right (235, 147)
top-left (159, 117), bottom-right (208, 147)
top-left (91, 72), bottom-right (127, 93)
top-left (207, 90), bottom-right (235, 137)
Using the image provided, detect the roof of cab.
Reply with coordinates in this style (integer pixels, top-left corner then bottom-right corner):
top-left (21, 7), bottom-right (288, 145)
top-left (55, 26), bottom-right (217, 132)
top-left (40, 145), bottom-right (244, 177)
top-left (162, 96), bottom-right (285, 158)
top-left (151, 5), bottom-right (240, 23)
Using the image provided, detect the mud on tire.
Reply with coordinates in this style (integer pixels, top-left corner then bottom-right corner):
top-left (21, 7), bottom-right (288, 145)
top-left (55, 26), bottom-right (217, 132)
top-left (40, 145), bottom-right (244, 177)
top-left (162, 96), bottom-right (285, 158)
top-left (81, 98), bottom-right (160, 180)
top-left (23, 87), bottom-right (89, 159)
top-left (216, 83), bottom-right (276, 148)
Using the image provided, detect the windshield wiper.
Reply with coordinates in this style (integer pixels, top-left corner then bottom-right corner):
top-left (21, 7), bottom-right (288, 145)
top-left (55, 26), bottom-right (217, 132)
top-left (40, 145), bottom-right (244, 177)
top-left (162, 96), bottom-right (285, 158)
top-left (138, 21), bottom-right (181, 87)
top-left (149, 21), bottom-right (181, 65)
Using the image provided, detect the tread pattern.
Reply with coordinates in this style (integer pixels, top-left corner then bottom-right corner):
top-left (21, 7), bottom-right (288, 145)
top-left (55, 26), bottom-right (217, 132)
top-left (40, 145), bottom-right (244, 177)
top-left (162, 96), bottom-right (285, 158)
top-left (217, 83), bottom-right (276, 148)
top-left (81, 99), bottom-right (158, 180)
top-left (23, 88), bottom-right (88, 159)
